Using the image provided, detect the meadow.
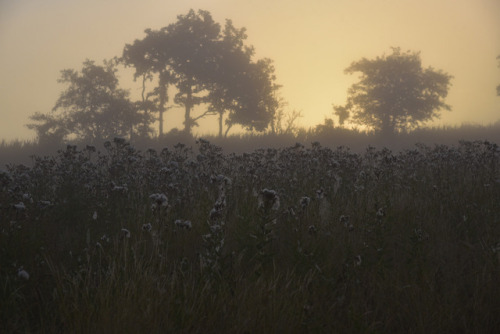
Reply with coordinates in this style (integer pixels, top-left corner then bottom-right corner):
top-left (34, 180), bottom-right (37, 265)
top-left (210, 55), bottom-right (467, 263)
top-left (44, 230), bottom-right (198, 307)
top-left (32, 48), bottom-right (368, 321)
top-left (1, 138), bottom-right (499, 333)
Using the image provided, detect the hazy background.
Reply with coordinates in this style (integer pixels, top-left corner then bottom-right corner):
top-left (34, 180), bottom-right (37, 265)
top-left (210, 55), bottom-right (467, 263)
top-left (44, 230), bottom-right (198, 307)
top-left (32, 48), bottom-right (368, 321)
top-left (1, 0), bottom-right (499, 141)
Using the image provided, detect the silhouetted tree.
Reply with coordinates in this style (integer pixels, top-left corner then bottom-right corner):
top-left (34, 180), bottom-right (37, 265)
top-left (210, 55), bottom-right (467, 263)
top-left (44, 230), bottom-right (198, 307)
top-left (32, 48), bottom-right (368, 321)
top-left (26, 112), bottom-right (68, 145)
top-left (122, 30), bottom-right (173, 137)
top-left (314, 118), bottom-right (335, 134)
top-left (27, 60), bottom-right (147, 144)
top-left (215, 58), bottom-right (281, 136)
top-left (272, 107), bottom-right (303, 136)
top-left (207, 21), bottom-right (281, 137)
top-left (337, 48), bottom-right (452, 135)
top-left (333, 104), bottom-right (349, 126)
top-left (122, 9), bottom-right (279, 137)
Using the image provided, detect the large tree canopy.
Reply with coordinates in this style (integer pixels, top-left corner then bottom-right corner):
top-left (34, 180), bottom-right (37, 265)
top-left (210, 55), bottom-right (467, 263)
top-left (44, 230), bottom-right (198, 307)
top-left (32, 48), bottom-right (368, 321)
top-left (336, 48), bottom-right (453, 135)
top-left (122, 9), bottom-right (280, 137)
top-left (27, 60), bottom-right (147, 144)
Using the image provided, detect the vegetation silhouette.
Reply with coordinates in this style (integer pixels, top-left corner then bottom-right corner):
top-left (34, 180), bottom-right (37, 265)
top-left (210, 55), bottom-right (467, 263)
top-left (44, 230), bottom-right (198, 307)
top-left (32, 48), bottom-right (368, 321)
top-left (334, 48), bottom-right (453, 136)
top-left (3, 122), bottom-right (500, 167)
top-left (4, 10), bottom-right (499, 168)
top-left (122, 9), bottom-right (280, 137)
top-left (1, 137), bottom-right (499, 333)
top-left (2, 9), bottom-right (500, 334)
top-left (26, 59), bottom-right (148, 145)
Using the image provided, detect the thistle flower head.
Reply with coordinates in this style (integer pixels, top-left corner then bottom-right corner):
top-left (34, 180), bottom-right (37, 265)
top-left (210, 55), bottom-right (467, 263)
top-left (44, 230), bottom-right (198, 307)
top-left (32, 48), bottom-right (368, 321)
top-left (111, 182), bottom-right (128, 193)
top-left (17, 267), bottom-right (29, 280)
top-left (300, 196), bottom-right (311, 209)
top-left (13, 202), bottom-right (26, 211)
top-left (38, 200), bottom-right (52, 209)
top-left (22, 193), bottom-right (33, 203)
top-left (174, 219), bottom-right (192, 230)
top-left (258, 189), bottom-right (280, 211)
top-left (316, 188), bottom-right (325, 199)
top-left (308, 225), bottom-right (317, 235)
top-left (150, 193), bottom-right (168, 208)
top-left (121, 228), bottom-right (131, 238)
top-left (376, 207), bottom-right (386, 219)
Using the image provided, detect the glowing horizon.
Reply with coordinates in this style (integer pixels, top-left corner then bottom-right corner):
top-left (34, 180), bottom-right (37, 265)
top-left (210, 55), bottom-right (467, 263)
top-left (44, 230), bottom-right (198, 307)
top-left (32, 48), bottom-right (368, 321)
top-left (0, 0), bottom-right (499, 141)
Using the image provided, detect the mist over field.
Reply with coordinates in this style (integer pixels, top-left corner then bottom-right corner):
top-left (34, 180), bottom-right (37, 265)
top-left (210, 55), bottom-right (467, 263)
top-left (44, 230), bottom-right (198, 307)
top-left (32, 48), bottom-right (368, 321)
top-left (1, 2), bottom-right (500, 332)
top-left (2, 122), bottom-right (500, 168)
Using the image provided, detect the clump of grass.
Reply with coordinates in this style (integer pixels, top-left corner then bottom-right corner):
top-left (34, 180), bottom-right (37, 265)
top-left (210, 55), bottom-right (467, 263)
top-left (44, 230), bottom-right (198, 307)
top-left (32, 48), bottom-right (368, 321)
top-left (1, 139), bottom-right (499, 332)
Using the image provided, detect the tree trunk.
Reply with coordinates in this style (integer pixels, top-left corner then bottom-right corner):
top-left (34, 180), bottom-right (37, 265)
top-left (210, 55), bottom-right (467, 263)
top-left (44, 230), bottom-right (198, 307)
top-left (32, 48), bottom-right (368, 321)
top-left (218, 111), bottom-right (223, 137)
top-left (158, 71), bottom-right (169, 137)
top-left (183, 84), bottom-right (193, 134)
top-left (224, 123), bottom-right (233, 137)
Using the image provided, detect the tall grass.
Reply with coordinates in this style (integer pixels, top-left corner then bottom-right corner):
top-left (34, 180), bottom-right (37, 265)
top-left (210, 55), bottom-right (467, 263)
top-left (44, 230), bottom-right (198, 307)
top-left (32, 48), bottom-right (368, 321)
top-left (1, 138), bottom-right (499, 332)
top-left (3, 122), bottom-right (500, 166)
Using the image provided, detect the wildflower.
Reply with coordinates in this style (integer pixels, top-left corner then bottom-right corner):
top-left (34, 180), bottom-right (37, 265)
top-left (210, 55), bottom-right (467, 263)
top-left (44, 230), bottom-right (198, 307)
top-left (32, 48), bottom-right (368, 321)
top-left (311, 141), bottom-right (321, 149)
top-left (210, 223), bottom-right (223, 234)
top-left (354, 185), bottom-right (365, 192)
top-left (211, 174), bottom-right (232, 195)
top-left (142, 223), bottom-right (152, 232)
top-left (175, 220), bottom-right (192, 230)
top-left (38, 200), bottom-right (52, 208)
top-left (300, 196), bottom-right (311, 209)
top-left (197, 154), bottom-right (207, 162)
top-left (22, 193), bottom-right (33, 203)
top-left (492, 242), bottom-right (500, 254)
top-left (0, 169), bottom-right (12, 188)
top-left (316, 188), bottom-right (325, 199)
top-left (167, 161), bottom-right (179, 169)
top-left (211, 174), bottom-right (232, 185)
top-left (150, 193), bottom-right (168, 208)
top-left (17, 267), bottom-right (29, 280)
top-left (121, 228), bottom-right (131, 238)
top-left (376, 207), bottom-right (385, 219)
top-left (340, 215), bottom-right (354, 231)
top-left (414, 228), bottom-right (429, 242)
top-left (209, 207), bottom-right (221, 221)
top-left (210, 195), bottom-right (226, 221)
top-left (308, 225), bottom-right (317, 235)
top-left (85, 145), bottom-right (96, 152)
top-left (258, 189), bottom-right (280, 211)
top-left (339, 215), bottom-right (349, 224)
top-left (159, 167), bottom-right (170, 174)
top-left (111, 182), bottom-right (128, 193)
top-left (13, 202), bottom-right (26, 211)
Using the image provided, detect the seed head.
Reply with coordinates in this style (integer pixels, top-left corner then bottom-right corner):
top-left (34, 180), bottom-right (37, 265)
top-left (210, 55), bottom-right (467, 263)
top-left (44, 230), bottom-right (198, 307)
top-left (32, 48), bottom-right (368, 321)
top-left (121, 228), bottom-right (131, 238)
top-left (17, 267), bottom-right (29, 280)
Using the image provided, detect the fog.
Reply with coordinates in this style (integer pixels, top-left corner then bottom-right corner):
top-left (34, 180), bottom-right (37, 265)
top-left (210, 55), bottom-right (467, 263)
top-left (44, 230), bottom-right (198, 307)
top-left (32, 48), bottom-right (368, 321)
top-left (1, 0), bottom-right (499, 144)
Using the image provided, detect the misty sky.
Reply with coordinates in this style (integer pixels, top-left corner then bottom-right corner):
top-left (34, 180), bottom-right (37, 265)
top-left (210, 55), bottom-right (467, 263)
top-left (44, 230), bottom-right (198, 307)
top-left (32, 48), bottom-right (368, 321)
top-left (1, 0), bottom-right (499, 141)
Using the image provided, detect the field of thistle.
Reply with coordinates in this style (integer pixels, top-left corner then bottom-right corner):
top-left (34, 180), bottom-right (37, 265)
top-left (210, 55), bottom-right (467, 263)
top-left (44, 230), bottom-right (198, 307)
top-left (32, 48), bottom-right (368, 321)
top-left (1, 138), bottom-right (500, 333)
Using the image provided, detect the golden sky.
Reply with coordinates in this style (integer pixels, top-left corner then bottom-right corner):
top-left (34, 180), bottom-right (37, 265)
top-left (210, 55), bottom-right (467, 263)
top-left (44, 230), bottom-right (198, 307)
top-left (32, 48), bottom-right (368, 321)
top-left (1, 0), bottom-right (499, 141)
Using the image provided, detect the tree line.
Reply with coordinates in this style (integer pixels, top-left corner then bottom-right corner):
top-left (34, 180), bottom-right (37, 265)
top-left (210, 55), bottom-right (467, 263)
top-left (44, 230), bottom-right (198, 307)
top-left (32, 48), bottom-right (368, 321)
top-left (27, 9), bottom-right (498, 145)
